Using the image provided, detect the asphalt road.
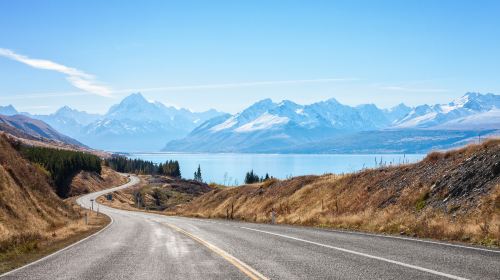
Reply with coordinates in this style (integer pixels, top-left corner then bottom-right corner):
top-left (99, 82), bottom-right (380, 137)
top-left (2, 175), bottom-right (499, 279)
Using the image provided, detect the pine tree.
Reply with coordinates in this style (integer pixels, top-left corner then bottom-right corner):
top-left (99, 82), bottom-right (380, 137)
top-left (244, 170), bottom-right (261, 184)
top-left (193, 164), bottom-right (202, 182)
top-left (264, 173), bottom-right (270, 181)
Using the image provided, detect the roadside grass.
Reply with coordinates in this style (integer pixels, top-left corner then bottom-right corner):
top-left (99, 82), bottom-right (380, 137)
top-left (172, 140), bottom-right (500, 247)
top-left (0, 211), bottom-right (110, 274)
top-left (0, 134), bottom-right (120, 274)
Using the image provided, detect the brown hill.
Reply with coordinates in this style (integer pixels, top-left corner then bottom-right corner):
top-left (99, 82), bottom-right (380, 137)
top-left (174, 139), bottom-right (500, 246)
top-left (0, 135), bottom-right (79, 244)
top-left (0, 135), bottom-right (108, 273)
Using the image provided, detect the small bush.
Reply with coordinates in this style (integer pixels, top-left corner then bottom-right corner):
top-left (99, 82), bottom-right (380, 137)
top-left (415, 191), bottom-right (430, 211)
top-left (425, 151), bottom-right (442, 162)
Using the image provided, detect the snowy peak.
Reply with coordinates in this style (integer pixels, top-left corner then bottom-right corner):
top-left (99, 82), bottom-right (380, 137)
top-left (105, 93), bottom-right (161, 120)
top-left (52, 106), bottom-right (101, 125)
top-left (395, 92), bottom-right (500, 128)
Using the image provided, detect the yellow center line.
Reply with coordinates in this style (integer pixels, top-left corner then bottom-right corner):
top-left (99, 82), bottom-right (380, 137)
top-left (162, 222), bottom-right (269, 280)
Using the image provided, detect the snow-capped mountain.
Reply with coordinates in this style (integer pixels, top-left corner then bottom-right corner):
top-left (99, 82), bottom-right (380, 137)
top-left (394, 92), bottom-right (500, 129)
top-left (3, 92), bottom-right (498, 153)
top-left (164, 92), bottom-right (499, 153)
top-left (164, 97), bottom-right (412, 152)
top-left (31, 106), bottom-right (103, 137)
top-left (23, 93), bottom-right (224, 152)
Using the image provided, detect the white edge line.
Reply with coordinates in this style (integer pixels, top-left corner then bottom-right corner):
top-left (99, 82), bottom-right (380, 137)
top-left (0, 216), bottom-right (114, 278)
top-left (0, 174), bottom-right (136, 278)
top-left (323, 227), bottom-right (500, 254)
top-left (195, 218), bottom-right (499, 254)
top-left (240, 226), bottom-right (470, 280)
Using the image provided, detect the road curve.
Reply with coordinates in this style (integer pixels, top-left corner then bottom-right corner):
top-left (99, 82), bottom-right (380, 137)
top-left (2, 174), bottom-right (499, 279)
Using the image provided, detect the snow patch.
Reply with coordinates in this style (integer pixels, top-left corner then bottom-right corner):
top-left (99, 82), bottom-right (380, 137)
top-left (210, 116), bottom-right (237, 132)
top-left (395, 112), bottom-right (438, 128)
top-left (234, 112), bottom-right (289, 132)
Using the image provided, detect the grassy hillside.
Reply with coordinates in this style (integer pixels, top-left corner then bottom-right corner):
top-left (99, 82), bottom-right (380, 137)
top-left (174, 139), bottom-right (500, 246)
top-left (0, 135), bottom-right (113, 273)
top-left (0, 135), bottom-right (79, 245)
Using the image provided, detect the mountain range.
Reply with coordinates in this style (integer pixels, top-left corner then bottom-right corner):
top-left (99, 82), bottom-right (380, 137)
top-left (1, 93), bottom-right (224, 152)
top-left (165, 92), bottom-right (500, 153)
top-left (1, 92), bottom-right (498, 153)
top-left (0, 114), bottom-right (83, 147)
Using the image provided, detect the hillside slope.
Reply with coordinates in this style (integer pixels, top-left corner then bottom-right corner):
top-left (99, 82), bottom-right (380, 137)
top-left (175, 139), bottom-right (500, 246)
top-left (0, 135), bottom-right (109, 273)
top-left (0, 135), bottom-right (79, 243)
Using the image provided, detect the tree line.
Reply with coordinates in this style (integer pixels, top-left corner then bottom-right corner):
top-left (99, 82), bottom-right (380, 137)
top-left (244, 170), bottom-right (272, 184)
top-left (104, 156), bottom-right (181, 177)
top-left (18, 145), bottom-right (102, 198)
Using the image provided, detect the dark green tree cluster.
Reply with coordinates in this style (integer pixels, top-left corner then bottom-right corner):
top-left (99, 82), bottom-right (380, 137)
top-left (19, 145), bottom-right (101, 198)
top-left (193, 165), bottom-right (202, 182)
top-left (244, 170), bottom-right (271, 184)
top-left (158, 160), bottom-right (181, 178)
top-left (104, 156), bottom-right (181, 178)
top-left (104, 156), bottom-right (157, 174)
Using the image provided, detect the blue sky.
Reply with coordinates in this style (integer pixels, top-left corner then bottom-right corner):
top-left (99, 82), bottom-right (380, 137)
top-left (0, 0), bottom-right (499, 114)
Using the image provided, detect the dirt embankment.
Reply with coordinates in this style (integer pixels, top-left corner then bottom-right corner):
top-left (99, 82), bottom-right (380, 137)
top-left (0, 135), bottom-right (110, 274)
top-left (68, 166), bottom-right (128, 197)
top-left (98, 175), bottom-right (212, 212)
top-left (174, 139), bottom-right (500, 246)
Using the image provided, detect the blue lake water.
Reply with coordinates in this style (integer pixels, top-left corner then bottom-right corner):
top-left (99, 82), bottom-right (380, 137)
top-left (128, 153), bottom-right (425, 185)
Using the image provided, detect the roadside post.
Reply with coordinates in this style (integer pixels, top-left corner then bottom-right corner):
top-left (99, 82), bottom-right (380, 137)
top-left (271, 208), bottom-right (276, 225)
top-left (85, 211), bottom-right (88, 225)
top-left (90, 199), bottom-right (94, 213)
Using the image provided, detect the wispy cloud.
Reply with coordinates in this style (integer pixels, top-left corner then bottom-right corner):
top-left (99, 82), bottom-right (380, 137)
top-left (379, 86), bottom-right (448, 93)
top-left (0, 48), bottom-right (112, 97)
top-left (0, 78), bottom-right (357, 100)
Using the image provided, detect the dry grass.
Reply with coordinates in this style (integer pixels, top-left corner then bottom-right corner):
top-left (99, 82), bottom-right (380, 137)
top-left (0, 211), bottom-right (109, 274)
top-left (0, 135), bottom-right (112, 273)
top-left (175, 140), bottom-right (500, 247)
